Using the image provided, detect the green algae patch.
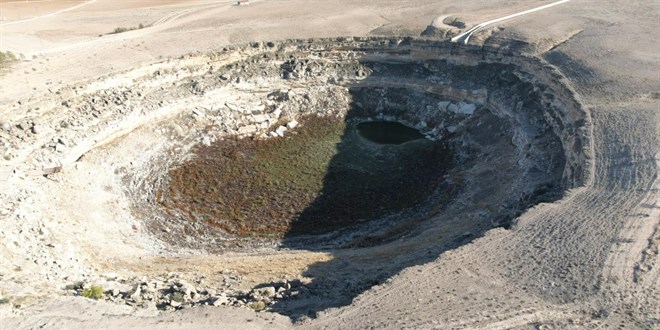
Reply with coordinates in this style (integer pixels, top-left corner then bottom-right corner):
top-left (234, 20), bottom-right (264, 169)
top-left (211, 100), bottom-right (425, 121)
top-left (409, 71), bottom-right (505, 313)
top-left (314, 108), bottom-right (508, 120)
top-left (159, 116), bottom-right (451, 237)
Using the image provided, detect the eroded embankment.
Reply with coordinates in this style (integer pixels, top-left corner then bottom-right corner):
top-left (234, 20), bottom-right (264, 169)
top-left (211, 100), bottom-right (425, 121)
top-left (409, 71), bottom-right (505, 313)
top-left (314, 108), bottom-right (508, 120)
top-left (0, 37), bottom-right (591, 315)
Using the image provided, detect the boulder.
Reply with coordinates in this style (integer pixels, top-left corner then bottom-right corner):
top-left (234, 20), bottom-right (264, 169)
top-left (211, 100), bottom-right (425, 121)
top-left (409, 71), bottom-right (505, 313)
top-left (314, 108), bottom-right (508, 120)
top-left (256, 286), bottom-right (276, 298)
top-left (457, 102), bottom-right (476, 115)
top-left (271, 106), bottom-right (283, 119)
top-left (238, 125), bottom-right (258, 135)
top-left (210, 294), bottom-right (229, 306)
top-left (250, 114), bottom-right (269, 123)
top-left (17, 122), bottom-right (31, 131)
top-left (437, 101), bottom-right (451, 110)
top-left (275, 126), bottom-right (287, 137)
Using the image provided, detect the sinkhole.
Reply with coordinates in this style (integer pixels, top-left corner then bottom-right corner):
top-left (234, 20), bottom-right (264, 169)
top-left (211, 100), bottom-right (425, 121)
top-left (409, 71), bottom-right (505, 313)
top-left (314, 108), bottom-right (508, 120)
top-left (111, 37), bottom-right (593, 317)
top-left (127, 37), bottom-right (591, 254)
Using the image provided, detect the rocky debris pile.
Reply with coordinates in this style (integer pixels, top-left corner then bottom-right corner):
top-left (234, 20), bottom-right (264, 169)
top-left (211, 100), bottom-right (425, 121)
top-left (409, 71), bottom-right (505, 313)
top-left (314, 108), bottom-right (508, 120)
top-left (67, 273), bottom-right (316, 312)
top-left (0, 85), bottom-right (144, 165)
top-left (244, 280), bottom-right (315, 311)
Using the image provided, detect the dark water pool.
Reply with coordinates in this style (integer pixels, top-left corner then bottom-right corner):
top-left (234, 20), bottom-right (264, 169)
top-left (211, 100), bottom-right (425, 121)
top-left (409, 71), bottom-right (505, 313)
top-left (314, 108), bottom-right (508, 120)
top-left (357, 121), bottom-right (426, 145)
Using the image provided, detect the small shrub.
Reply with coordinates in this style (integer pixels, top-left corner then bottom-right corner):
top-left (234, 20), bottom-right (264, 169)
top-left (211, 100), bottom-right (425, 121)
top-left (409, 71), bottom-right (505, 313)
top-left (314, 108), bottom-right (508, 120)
top-left (113, 27), bottom-right (129, 34)
top-left (1, 51), bottom-right (17, 61)
top-left (105, 23), bottom-right (150, 36)
top-left (171, 292), bottom-right (184, 303)
top-left (0, 298), bottom-right (9, 305)
top-left (248, 301), bottom-right (266, 311)
top-left (82, 285), bottom-right (104, 300)
top-left (0, 51), bottom-right (18, 70)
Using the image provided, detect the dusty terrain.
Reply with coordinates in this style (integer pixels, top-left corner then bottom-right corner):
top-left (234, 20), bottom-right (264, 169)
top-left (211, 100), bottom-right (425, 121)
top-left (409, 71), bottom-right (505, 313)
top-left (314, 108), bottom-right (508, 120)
top-left (0, 0), bottom-right (658, 329)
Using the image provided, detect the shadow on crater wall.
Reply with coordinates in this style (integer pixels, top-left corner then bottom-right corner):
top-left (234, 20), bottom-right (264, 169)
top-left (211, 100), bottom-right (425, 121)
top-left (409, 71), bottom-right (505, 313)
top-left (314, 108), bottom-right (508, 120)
top-left (256, 44), bottom-right (575, 319)
top-left (266, 63), bottom-right (485, 320)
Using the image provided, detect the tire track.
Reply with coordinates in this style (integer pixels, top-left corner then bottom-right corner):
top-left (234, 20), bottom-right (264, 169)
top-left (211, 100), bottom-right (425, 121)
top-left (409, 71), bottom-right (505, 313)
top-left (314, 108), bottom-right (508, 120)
top-left (0, 0), bottom-right (97, 26)
top-left (451, 0), bottom-right (572, 44)
top-left (26, 0), bottom-right (234, 57)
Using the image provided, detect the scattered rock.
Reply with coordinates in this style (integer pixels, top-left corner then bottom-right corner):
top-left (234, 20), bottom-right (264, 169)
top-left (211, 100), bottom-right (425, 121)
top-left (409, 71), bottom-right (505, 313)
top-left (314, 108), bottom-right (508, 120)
top-left (17, 122), bottom-right (31, 131)
top-left (251, 114), bottom-right (269, 123)
top-left (175, 280), bottom-right (197, 297)
top-left (437, 101), bottom-right (451, 110)
top-left (129, 285), bottom-right (142, 301)
top-left (286, 120), bottom-right (298, 129)
top-left (210, 294), bottom-right (229, 306)
top-left (256, 286), bottom-right (276, 298)
top-left (275, 126), bottom-right (287, 137)
top-left (225, 102), bottom-right (239, 111)
top-left (238, 124), bottom-right (258, 135)
top-left (271, 106), bottom-right (283, 118)
top-left (456, 102), bottom-right (476, 115)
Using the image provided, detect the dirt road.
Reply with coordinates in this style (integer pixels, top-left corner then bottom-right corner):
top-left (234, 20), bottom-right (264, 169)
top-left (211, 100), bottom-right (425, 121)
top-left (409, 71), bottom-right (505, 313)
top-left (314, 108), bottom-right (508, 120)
top-left (451, 0), bottom-right (572, 44)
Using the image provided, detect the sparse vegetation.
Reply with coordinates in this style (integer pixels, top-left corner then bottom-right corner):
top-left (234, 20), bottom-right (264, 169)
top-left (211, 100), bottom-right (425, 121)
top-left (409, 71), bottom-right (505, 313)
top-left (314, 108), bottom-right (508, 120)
top-left (81, 285), bottom-right (104, 300)
top-left (0, 298), bottom-right (10, 305)
top-left (0, 50), bottom-right (18, 70)
top-left (171, 292), bottom-right (184, 303)
top-left (248, 301), bottom-right (266, 311)
top-left (160, 115), bottom-right (451, 237)
top-left (101, 23), bottom-right (150, 37)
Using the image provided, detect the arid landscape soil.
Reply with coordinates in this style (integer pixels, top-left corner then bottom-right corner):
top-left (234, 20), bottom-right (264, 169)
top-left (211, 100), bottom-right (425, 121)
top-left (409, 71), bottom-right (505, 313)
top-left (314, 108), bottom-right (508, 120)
top-left (0, 0), bottom-right (658, 329)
